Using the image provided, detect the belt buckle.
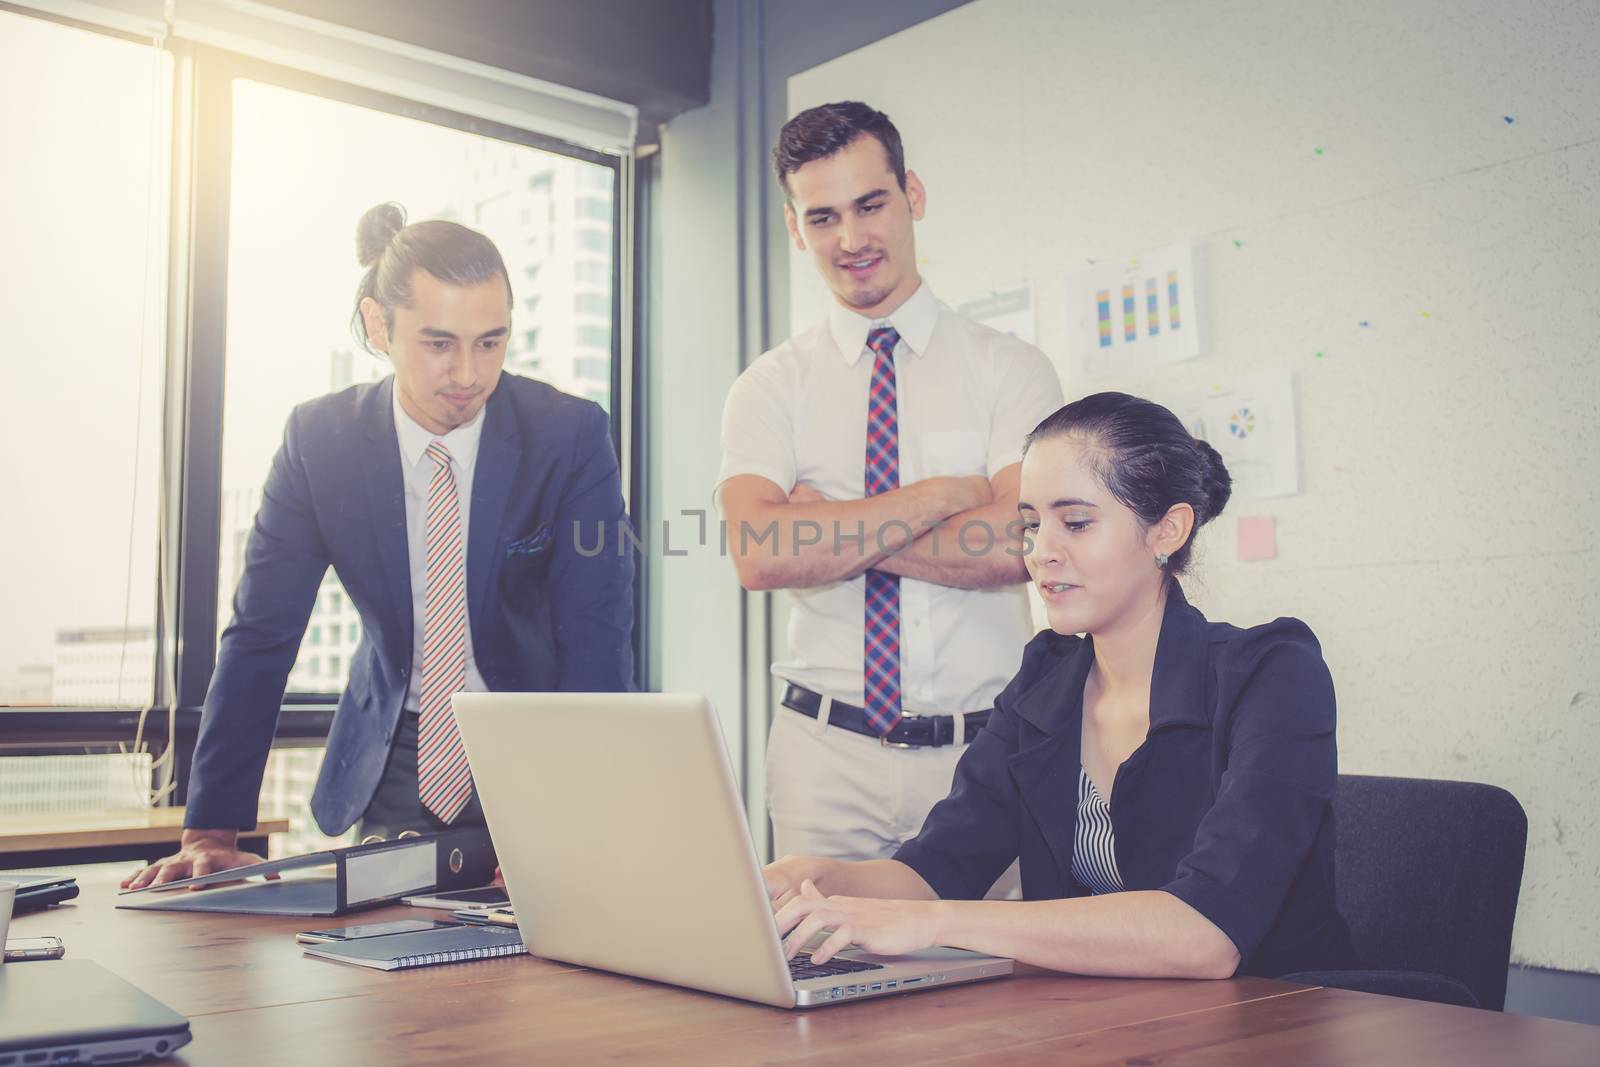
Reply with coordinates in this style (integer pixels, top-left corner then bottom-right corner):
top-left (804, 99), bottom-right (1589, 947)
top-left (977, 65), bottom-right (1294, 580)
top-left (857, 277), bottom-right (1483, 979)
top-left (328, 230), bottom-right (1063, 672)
top-left (880, 714), bottom-right (920, 749)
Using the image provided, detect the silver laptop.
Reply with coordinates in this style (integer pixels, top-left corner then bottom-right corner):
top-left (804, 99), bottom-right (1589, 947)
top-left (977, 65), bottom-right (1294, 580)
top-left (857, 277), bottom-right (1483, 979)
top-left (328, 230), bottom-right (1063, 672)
top-left (453, 692), bottom-right (1013, 1008)
top-left (0, 959), bottom-right (192, 1063)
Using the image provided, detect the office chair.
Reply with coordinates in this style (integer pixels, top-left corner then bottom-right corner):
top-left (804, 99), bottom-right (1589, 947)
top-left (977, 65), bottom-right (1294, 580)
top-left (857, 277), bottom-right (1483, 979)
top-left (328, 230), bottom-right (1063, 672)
top-left (1278, 774), bottom-right (1527, 1010)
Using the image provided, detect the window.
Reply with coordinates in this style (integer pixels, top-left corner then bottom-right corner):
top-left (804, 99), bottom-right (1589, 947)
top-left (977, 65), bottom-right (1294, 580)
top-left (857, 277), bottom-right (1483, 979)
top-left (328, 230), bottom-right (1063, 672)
top-left (1, 4), bottom-right (632, 843)
top-left (579, 196), bottom-right (612, 221)
top-left (580, 324), bottom-right (611, 349)
top-left (579, 227), bottom-right (610, 253)
top-left (576, 293), bottom-right (610, 317)
top-left (219, 80), bottom-right (619, 694)
top-left (0, 11), bottom-right (171, 710)
top-left (575, 357), bottom-right (609, 382)
top-left (0, 753), bottom-right (154, 816)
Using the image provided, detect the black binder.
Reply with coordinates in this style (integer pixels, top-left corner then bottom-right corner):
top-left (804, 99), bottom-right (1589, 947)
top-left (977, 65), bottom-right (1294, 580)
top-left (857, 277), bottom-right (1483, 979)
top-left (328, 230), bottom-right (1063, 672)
top-left (115, 826), bottom-right (495, 917)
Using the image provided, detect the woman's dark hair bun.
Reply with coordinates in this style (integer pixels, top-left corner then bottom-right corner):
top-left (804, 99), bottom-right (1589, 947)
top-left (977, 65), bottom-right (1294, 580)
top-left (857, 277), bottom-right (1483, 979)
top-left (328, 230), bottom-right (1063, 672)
top-left (1023, 391), bottom-right (1235, 576)
top-left (356, 202), bottom-right (407, 268)
top-left (1193, 438), bottom-right (1233, 523)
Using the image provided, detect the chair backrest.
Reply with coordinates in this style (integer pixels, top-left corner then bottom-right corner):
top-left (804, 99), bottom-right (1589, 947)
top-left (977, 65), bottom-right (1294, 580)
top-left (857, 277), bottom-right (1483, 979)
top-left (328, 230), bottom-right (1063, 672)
top-left (1334, 774), bottom-right (1527, 1011)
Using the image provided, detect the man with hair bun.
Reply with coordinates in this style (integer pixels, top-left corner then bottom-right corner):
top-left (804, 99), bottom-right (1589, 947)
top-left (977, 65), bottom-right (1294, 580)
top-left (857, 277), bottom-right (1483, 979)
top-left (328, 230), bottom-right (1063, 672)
top-left (125, 203), bottom-right (633, 888)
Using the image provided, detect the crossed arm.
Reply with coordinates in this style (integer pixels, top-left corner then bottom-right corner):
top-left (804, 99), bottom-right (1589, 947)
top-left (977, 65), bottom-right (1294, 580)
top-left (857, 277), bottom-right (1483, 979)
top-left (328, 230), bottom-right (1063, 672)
top-left (717, 464), bottom-right (1029, 592)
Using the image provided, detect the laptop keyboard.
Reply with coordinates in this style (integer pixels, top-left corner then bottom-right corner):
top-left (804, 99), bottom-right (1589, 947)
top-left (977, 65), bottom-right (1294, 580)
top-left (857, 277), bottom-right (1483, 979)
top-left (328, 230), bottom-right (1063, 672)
top-left (788, 957), bottom-right (885, 981)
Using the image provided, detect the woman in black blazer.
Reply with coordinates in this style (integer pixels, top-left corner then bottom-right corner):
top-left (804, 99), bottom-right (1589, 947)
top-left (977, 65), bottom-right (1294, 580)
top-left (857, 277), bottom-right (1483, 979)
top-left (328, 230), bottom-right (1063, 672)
top-left (766, 392), bottom-right (1357, 979)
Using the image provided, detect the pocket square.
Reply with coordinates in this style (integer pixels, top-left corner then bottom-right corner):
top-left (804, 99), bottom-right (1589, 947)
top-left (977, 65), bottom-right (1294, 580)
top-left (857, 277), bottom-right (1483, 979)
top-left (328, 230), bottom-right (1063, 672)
top-left (506, 526), bottom-right (554, 557)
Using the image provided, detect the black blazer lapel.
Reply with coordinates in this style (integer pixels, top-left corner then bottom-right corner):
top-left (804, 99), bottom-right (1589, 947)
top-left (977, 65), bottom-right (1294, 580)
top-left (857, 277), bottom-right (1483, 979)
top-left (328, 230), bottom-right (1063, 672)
top-left (1009, 640), bottom-right (1095, 892)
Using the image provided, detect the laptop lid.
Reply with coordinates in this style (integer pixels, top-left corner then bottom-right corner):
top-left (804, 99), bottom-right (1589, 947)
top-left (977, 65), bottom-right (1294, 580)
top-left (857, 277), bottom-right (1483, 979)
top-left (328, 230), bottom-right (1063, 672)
top-left (454, 694), bottom-right (1015, 1009)
top-left (454, 692), bottom-right (798, 1007)
top-left (0, 959), bottom-right (191, 1061)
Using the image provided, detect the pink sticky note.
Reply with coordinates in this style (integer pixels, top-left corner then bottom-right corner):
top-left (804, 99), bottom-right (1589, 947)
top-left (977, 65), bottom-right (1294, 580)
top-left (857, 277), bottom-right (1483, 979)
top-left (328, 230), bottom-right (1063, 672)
top-left (1237, 515), bottom-right (1277, 562)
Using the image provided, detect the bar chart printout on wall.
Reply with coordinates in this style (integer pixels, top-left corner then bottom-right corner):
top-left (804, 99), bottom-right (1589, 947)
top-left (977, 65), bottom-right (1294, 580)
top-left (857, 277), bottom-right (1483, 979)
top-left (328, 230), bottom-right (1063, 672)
top-left (1066, 241), bottom-right (1200, 381)
top-left (1178, 368), bottom-right (1300, 501)
top-left (955, 284), bottom-right (1037, 345)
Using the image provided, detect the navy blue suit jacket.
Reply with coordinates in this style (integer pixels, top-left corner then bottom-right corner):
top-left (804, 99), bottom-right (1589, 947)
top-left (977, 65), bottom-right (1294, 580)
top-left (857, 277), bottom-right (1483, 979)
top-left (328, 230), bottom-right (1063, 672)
top-left (187, 374), bottom-right (634, 835)
top-left (895, 582), bottom-right (1357, 978)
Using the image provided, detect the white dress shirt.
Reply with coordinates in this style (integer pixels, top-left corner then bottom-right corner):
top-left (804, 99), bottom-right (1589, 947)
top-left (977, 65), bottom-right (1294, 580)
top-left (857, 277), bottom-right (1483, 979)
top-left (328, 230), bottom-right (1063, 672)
top-left (391, 384), bottom-right (488, 712)
top-left (717, 282), bottom-right (1065, 713)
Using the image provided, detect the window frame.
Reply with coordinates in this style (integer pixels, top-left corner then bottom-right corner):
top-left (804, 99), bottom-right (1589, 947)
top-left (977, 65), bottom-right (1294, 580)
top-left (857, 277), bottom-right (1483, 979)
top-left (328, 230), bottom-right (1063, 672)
top-left (1, 16), bottom-right (645, 804)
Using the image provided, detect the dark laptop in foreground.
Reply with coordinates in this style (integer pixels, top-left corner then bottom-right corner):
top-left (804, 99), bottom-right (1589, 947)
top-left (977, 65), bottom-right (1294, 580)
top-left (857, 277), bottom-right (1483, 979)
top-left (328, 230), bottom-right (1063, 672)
top-left (453, 692), bottom-right (1014, 1009)
top-left (0, 959), bottom-right (191, 1063)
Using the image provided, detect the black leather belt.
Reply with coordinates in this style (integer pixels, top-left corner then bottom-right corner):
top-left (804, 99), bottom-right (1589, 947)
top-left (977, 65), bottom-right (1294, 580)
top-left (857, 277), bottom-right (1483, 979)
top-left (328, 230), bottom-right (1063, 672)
top-left (781, 684), bottom-right (991, 748)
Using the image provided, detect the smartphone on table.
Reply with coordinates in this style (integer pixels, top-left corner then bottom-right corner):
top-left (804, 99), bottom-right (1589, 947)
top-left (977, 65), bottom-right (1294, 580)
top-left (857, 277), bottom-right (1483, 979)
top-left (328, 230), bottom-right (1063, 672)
top-left (4, 936), bottom-right (67, 961)
top-left (452, 905), bottom-right (517, 927)
top-left (401, 886), bottom-right (511, 911)
top-left (294, 918), bottom-right (464, 945)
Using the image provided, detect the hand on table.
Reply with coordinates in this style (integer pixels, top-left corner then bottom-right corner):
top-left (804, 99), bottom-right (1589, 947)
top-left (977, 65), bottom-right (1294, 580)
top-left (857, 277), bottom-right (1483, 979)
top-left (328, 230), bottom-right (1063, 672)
top-left (775, 879), bottom-right (942, 965)
top-left (120, 829), bottom-right (273, 890)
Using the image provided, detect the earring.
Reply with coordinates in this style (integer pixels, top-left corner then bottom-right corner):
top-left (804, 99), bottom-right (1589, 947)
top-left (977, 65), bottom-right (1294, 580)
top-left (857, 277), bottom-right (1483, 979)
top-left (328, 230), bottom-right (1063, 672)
top-left (1155, 552), bottom-right (1170, 568)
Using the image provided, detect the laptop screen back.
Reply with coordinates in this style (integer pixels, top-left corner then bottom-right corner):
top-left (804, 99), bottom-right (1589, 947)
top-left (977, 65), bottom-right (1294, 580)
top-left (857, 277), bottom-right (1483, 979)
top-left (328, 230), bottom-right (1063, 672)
top-left (454, 692), bottom-right (797, 1007)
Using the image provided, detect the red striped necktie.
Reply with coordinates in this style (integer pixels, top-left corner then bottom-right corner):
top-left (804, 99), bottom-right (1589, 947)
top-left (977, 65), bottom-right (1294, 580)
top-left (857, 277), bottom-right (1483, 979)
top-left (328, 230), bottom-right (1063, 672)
top-left (416, 439), bottom-right (474, 823)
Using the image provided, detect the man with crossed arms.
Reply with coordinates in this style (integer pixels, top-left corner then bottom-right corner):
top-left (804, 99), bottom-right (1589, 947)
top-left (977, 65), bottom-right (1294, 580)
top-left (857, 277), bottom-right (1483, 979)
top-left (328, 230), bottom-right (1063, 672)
top-left (717, 102), bottom-right (1062, 882)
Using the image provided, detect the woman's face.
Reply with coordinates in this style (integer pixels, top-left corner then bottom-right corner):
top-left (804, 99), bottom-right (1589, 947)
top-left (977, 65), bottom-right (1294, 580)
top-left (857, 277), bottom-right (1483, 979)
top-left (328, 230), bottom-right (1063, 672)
top-left (1017, 435), bottom-right (1174, 636)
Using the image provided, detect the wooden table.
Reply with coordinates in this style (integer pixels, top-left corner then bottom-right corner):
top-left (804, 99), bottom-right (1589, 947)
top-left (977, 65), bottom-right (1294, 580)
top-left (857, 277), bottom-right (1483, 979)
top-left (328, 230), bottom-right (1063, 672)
top-left (11, 866), bottom-right (1599, 1065)
top-left (0, 809), bottom-right (290, 868)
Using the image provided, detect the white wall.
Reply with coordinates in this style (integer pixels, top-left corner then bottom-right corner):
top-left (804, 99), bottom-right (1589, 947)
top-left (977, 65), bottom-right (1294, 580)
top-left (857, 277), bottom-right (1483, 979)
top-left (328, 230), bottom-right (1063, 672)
top-left (790, 0), bottom-right (1600, 973)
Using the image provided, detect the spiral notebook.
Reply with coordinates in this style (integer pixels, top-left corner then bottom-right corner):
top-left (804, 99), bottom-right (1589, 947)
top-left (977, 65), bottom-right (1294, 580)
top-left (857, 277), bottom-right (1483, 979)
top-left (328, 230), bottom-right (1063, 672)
top-left (302, 924), bottom-right (527, 970)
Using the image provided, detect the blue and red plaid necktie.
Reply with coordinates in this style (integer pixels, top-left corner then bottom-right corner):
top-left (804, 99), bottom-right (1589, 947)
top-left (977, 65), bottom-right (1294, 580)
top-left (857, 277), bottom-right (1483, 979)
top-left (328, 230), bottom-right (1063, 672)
top-left (862, 326), bottom-right (903, 736)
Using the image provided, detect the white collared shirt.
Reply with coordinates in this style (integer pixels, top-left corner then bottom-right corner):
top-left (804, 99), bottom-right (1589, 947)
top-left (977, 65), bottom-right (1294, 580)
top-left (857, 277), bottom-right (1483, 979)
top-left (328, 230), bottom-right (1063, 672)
top-left (391, 382), bottom-right (488, 711)
top-left (717, 282), bottom-right (1064, 712)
